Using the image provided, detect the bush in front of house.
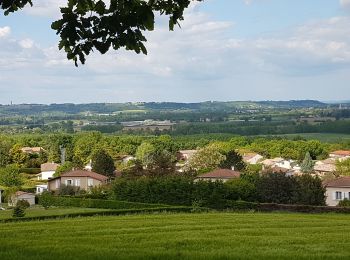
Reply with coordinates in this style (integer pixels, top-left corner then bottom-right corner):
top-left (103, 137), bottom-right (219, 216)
top-left (16, 199), bottom-right (30, 209)
top-left (39, 191), bottom-right (55, 209)
top-left (338, 199), bottom-right (350, 207)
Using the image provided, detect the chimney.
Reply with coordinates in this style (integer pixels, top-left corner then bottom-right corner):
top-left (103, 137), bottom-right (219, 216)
top-left (231, 166), bottom-right (235, 171)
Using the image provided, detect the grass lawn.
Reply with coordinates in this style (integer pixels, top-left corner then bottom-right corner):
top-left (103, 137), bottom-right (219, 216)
top-left (1, 212), bottom-right (350, 259)
top-left (0, 206), bottom-right (110, 220)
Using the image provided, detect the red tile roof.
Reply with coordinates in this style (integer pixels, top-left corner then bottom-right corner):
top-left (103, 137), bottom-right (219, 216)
top-left (15, 191), bottom-right (35, 196)
top-left (60, 170), bottom-right (108, 182)
top-left (330, 150), bottom-right (350, 156)
top-left (198, 169), bottom-right (241, 179)
top-left (324, 177), bottom-right (350, 188)
top-left (41, 162), bottom-right (60, 172)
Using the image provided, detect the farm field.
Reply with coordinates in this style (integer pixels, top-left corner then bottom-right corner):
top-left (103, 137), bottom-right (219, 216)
top-left (1, 212), bottom-right (350, 259)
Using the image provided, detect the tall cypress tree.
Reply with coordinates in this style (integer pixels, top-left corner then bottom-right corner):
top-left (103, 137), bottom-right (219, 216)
top-left (300, 152), bottom-right (315, 174)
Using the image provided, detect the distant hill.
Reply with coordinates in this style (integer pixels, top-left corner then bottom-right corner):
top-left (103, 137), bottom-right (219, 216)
top-left (0, 100), bottom-right (328, 115)
top-left (256, 100), bottom-right (327, 108)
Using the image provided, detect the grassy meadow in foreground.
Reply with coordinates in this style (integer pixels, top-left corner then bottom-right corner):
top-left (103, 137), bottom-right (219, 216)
top-left (1, 212), bottom-right (350, 259)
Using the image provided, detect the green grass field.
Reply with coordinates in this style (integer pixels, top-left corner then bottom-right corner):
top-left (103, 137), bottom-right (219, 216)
top-left (1, 212), bottom-right (350, 259)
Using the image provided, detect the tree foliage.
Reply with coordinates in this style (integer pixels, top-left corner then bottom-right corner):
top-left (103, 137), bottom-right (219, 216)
top-left (0, 165), bottom-right (23, 187)
top-left (1, 0), bottom-right (201, 66)
top-left (91, 149), bottom-right (116, 178)
top-left (336, 158), bottom-right (350, 176)
top-left (187, 146), bottom-right (226, 173)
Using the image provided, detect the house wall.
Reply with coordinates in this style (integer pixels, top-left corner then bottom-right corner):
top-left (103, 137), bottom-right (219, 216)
top-left (49, 177), bottom-right (103, 192)
top-left (10, 194), bottom-right (35, 206)
top-left (38, 171), bottom-right (55, 180)
top-left (325, 187), bottom-right (350, 206)
top-left (248, 155), bottom-right (263, 164)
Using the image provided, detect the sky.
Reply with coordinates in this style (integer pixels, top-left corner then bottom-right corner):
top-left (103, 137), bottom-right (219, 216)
top-left (0, 0), bottom-right (350, 104)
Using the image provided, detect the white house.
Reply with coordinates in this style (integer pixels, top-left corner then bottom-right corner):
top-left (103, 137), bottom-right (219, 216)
top-left (324, 177), bottom-right (350, 206)
top-left (36, 184), bottom-right (48, 194)
top-left (243, 153), bottom-right (263, 165)
top-left (37, 162), bottom-right (60, 180)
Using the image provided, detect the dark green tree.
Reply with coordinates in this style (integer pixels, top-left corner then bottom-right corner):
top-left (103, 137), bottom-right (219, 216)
top-left (219, 150), bottom-right (246, 171)
top-left (293, 175), bottom-right (325, 206)
top-left (91, 149), bottom-right (116, 178)
top-left (1, 0), bottom-right (201, 66)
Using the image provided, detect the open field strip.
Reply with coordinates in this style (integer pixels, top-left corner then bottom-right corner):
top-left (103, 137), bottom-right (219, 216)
top-left (1, 212), bottom-right (350, 259)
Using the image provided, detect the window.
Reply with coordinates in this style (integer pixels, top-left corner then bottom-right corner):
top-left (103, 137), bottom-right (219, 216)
top-left (336, 191), bottom-right (342, 200)
top-left (55, 179), bottom-right (60, 189)
top-left (66, 179), bottom-right (73, 186)
top-left (75, 179), bottom-right (81, 187)
top-left (88, 178), bottom-right (94, 187)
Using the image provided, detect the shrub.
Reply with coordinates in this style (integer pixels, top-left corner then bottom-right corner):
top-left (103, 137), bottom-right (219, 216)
top-left (338, 199), bottom-right (350, 207)
top-left (39, 191), bottom-right (54, 209)
top-left (256, 173), bottom-right (298, 204)
top-left (12, 206), bottom-right (25, 218)
top-left (226, 178), bottom-right (257, 201)
top-left (16, 199), bottom-right (30, 209)
top-left (58, 184), bottom-right (80, 196)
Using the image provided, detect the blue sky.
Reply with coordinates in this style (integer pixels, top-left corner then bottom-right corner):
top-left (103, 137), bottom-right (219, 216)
top-left (0, 0), bottom-right (350, 104)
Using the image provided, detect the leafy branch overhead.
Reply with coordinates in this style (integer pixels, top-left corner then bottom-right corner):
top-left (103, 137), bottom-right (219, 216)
top-left (1, 0), bottom-right (201, 66)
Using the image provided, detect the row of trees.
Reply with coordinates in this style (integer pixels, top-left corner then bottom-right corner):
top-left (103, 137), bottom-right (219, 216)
top-left (0, 132), bottom-right (340, 168)
top-left (112, 173), bottom-right (326, 208)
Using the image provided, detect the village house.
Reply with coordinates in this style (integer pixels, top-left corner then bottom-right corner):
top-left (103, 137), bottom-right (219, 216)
top-left (177, 150), bottom-right (198, 161)
top-left (37, 162), bottom-right (60, 180)
top-left (324, 177), bottom-right (350, 206)
top-left (9, 191), bottom-right (35, 207)
top-left (36, 184), bottom-right (48, 194)
top-left (314, 159), bottom-right (336, 176)
top-left (47, 170), bottom-right (108, 192)
top-left (329, 150), bottom-right (350, 161)
top-left (20, 147), bottom-right (45, 154)
top-left (261, 158), bottom-right (297, 170)
top-left (195, 169), bottom-right (241, 183)
top-left (242, 153), bottom-right (263, 165)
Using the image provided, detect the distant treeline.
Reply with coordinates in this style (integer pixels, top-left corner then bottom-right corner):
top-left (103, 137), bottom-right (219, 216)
top-left (171, 120), bottom-right (350, 136)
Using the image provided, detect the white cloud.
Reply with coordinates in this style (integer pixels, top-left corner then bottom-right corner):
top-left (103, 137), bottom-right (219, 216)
top-left (0, 26), bottom-right (11, 38)
top-left (340, 0), bottom-right (350, 9)
top-left (24, 0), bottom-right (66, 18)
top-left (19, 39), bottom-right (34, 49)
top-left (1, 3), bottom-right (350, 103)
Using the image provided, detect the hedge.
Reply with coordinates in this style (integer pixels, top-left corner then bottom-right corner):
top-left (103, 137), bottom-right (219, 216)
top-left (0, 206), bottom-right (193, 223)
top-left (20, 168), bottom-right (41, 174)
top-left (38, 196), bottom-right (172, 209)
top-left (224, 200), bottom-right (350, 214)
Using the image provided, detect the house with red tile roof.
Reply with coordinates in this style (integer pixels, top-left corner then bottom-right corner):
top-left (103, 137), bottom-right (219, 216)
top-left (329, 150), bottom-right (350, 160)
top-left (324, 177), bottom-right (350, 206)
top-left (48, 170), bottom-right (108, 192)
top-left (195, 169), bottom-right (241, 183)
